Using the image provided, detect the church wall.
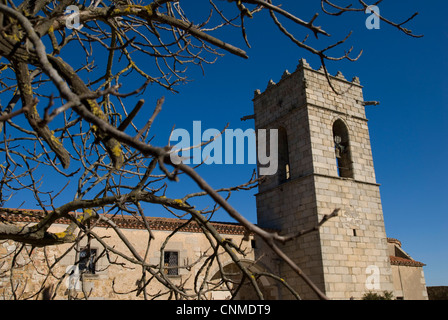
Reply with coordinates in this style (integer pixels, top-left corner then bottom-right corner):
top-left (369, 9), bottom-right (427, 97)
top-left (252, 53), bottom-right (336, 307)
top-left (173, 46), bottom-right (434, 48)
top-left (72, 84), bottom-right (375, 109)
top-left (254, 175), bottom-right (326, 299)
top-left (314, 177), bottom-right (394, 299)
top-left (0, 222), bottom-right (254, 300)
top-left (391, 265), bottom-right (428, 300)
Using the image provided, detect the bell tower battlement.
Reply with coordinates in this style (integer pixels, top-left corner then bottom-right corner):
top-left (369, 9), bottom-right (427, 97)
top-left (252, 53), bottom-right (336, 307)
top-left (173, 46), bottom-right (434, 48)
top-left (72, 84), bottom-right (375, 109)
top-left (253, 59), bottom-right (393, 299)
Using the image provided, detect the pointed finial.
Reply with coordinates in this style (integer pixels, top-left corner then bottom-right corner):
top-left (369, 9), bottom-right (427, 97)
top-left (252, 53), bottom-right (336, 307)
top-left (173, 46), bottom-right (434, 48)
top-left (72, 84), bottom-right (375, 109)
top-left (281, 70), bottom-right (291, 79)
top-left (298, 58), bottom-right (310, 68)
top-left (352, 76), bottom-right (360, 84)
top-left (254, 89), bottom-right (261, 97)
top-left (267, 79), bottom-right (276, 89)
top-left (335, 71), bottom-right (346, 80)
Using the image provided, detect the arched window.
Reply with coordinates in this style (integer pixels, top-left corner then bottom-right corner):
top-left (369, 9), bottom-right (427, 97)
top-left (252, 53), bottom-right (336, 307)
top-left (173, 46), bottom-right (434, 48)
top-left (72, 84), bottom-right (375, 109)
top-left (278, 126), bottom-right (290, 183)
top-left (333, 120), bottom-right (353, 178)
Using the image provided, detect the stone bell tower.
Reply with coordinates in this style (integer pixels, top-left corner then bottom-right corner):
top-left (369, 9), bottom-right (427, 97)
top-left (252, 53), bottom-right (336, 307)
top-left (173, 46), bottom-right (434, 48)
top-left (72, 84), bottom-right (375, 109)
top-left (253, 59), bottom-right (394, 299)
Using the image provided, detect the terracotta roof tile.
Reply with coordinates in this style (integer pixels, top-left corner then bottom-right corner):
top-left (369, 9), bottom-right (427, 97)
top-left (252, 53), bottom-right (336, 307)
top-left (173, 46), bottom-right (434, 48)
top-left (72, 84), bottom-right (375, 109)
top-left (0, 209), bottom-right (251, 235)
top-left (390, 255), bottom-right (425, 267)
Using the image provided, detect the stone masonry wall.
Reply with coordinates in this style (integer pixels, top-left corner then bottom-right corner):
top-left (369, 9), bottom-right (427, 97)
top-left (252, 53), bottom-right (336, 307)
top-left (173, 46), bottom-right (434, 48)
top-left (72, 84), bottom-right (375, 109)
top-left (253, 61), bottom-right (326, 299)
top-left (0, 223), bottom-right (254, 300)
top-left (303, 62), bottom-right (393, 299)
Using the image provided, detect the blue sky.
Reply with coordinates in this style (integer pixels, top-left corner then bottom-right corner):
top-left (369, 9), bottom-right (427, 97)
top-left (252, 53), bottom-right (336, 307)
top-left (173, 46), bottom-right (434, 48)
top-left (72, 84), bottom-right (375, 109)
top-left (2, 1), bottom-right (446, 287)
top-left (142, 1), bottom-right (447, 286)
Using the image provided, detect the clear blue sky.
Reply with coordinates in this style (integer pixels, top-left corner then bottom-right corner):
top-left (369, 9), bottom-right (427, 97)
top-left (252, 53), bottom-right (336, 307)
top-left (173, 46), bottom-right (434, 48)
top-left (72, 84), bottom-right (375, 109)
top-left (3, 1), bottom-right (446, 287)
top-left (143, 1), bottom-right (447, 287)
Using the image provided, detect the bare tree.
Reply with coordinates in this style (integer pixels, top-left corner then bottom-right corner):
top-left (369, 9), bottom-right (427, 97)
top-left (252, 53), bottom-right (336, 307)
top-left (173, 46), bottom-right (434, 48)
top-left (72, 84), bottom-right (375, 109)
top-left (0, 0), bottom-right (419, 300)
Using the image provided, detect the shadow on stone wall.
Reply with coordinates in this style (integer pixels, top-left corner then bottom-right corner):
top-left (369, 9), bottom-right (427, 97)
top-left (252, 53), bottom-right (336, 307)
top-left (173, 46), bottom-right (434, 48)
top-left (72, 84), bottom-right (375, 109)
top-left (427, 286), bottom-right (448, 300)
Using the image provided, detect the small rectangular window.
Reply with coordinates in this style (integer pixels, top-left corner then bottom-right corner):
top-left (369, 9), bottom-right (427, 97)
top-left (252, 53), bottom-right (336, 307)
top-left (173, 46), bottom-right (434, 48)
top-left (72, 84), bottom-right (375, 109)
top-left (164, 251), bottom-right (179, 276)
top-left (251, 239), bottom-right (257, 249)
top-left (79, 247), bottom-right (97, 275)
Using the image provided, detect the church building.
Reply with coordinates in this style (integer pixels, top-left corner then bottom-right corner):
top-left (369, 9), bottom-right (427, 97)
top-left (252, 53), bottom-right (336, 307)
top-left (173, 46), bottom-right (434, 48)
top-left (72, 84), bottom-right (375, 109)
top-left (0, 59), bottom-right (427, 300)
top-left (251, 58), bottom-right (427, 299)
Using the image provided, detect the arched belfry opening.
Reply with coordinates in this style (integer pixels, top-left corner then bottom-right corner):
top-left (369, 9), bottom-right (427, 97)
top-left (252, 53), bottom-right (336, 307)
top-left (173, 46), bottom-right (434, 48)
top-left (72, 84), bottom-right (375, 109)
top-left (333, 119), bottom-right (353, 178)
top-left (278, 126), bottom-right (290, 184)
